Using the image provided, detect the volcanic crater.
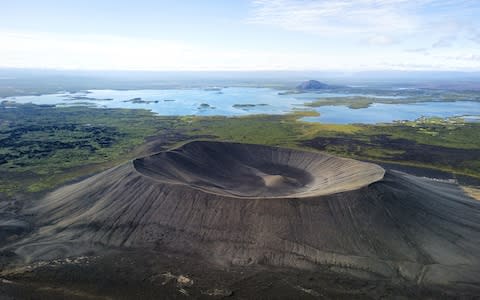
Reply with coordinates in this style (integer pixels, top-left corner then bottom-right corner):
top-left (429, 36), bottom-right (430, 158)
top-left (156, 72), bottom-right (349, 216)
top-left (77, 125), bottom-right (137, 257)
top-left (132, 141), bottom-right (385, 198)
top-left (9, 141), bottom-right (480, 288)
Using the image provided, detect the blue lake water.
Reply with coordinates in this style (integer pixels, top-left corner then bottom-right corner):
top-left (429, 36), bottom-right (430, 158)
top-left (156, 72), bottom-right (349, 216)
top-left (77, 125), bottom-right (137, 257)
top-left (302, 101), bottom-right (480, 124)
top-left (5, 87), bottom-right (480, 124)
top-left (8, 88), bottom-right (304, 116)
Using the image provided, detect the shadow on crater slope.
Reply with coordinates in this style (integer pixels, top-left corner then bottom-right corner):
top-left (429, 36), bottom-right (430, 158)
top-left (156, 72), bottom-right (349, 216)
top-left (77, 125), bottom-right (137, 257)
top-left (8, 141), bottom-right (480, 290)
top-left (133, 141), bottom-right (384, 198)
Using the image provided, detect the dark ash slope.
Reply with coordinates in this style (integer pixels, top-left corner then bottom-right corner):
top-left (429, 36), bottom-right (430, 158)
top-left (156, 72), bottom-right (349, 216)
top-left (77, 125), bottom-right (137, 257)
top-left (10, 141), bottom-right (480, 288)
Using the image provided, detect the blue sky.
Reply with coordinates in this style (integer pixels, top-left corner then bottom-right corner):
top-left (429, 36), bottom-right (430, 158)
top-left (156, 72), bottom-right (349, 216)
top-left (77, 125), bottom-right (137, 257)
top-left (1, 0), bottom-right (480, 71)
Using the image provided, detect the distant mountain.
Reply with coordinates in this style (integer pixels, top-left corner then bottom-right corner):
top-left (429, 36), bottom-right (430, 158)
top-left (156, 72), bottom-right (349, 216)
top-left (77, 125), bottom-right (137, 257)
top-left (296, 80), bottom-right (330, 90)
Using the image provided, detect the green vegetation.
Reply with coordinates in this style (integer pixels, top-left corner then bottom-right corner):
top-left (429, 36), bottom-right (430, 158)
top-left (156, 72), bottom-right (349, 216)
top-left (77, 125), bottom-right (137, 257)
top-left (304, 96), bottom-right (380, 109)
top-left (186, 113), bottom-right (480, 178)
top-left (0, 103), bottom-right (187, 195)
top-left (369, 117), bottom-right (480, 149)
top-left (182, 110), bottom-right (360, 147)
top-left (1, 102), bottom-right (479, 197)
top-left (182, 114), bottom-right (301, 147)
top-left (304, 90), bottom-right (480, 109)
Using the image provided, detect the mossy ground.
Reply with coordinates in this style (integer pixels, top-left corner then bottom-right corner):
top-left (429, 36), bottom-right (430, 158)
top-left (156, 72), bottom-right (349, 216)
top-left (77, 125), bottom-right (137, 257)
top-left (1, 102), bottom-right (479, 196)
top-left (186, 113), bottom-right (480, 178)
top-left (0, 104), bottom-right (186, 195)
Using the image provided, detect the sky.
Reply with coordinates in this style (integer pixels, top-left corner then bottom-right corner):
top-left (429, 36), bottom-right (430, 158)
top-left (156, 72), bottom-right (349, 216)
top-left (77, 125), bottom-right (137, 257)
top-left (1, 0), bottom-right (480, 71)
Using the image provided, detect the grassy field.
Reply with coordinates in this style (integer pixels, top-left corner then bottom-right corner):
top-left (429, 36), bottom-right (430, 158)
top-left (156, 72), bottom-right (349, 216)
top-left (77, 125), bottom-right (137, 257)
top-left (185, 113), bottom-right (480, 178)
top-left (0, 103), bottom-right (189, 195)
top-left (304, 90), bottom-right (480, 109)
top-left (1, 102), bottom-right (479, 197)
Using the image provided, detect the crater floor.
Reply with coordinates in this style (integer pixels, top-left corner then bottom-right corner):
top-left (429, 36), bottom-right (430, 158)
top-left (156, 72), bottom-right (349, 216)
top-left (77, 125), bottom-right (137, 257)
top-left (133, 141), bottom-right (385, 198)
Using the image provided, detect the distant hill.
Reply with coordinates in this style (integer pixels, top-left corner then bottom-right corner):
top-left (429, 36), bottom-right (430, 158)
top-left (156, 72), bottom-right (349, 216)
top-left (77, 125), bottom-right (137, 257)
top-left (296, 80), bottom-right (330, 90)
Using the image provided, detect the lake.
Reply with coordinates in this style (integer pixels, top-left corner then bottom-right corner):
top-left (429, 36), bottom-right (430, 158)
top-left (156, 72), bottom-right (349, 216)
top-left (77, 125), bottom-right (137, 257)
top-left (302, 101), bottom-right (480, 124)
top-left (5, 87), bottom-right (480, 124)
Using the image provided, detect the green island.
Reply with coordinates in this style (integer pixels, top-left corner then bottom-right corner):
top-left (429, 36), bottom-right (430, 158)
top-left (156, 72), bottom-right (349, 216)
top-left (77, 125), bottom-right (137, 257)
top-left (304, 90), bottom-right (480, 109)
top-left (1, 102), bottom-right (479, 197)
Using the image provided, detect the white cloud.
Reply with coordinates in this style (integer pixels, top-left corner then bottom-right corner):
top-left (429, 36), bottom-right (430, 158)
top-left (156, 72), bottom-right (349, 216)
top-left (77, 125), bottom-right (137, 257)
top-left (0, 30), bottom-right (312, 71)
top-left (248, 0), bottom-right (477, 45)
top-left (365, 35), bottom-right (397, 46)
top-left (432, 36), bottom-right (455, 48)
top-left (248, 0), bottom-right (420, 35)
top-left (405, 48), bottom-right (430, 53)
top-left (435, 53), bottom-right (480, 61)
top-left (1, 28), bottom-right (479, 71)
top-left (0, 30), bottom-right (376, 71)
top-left (0, 31), bottom-right (195, 70)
